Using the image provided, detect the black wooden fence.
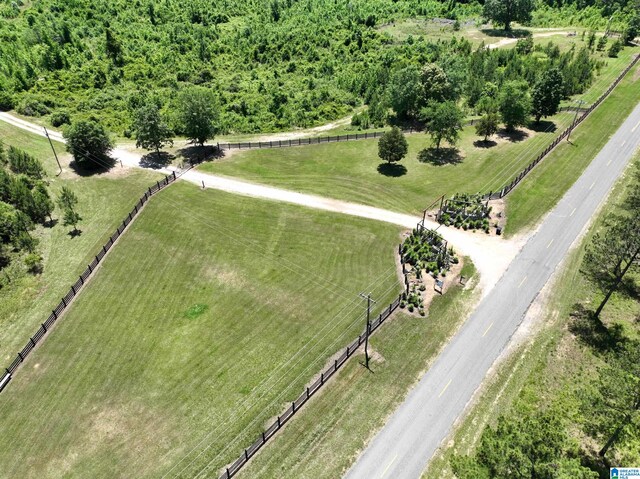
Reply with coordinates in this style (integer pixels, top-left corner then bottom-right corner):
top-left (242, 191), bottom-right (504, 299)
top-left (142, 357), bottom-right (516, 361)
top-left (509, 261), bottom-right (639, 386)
top-left (484, 53), bottom-right (640, 201)
top-left (219, 291), bottom-right (404, 479)
top-left (217, 106), bottom-right (590, 152)
top-left (0, 171), bottom-right (178, 394)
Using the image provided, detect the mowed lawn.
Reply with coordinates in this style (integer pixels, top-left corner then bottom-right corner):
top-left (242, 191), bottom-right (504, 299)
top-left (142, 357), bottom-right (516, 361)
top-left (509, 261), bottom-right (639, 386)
top-left (0, 123), bottom-right (161, 361)
top-left (198, 46), bottom-right (638, 218)
top-left (0, 181), bottom-right (402, 479)
top-left (505, 59), bottom-right (640, 236)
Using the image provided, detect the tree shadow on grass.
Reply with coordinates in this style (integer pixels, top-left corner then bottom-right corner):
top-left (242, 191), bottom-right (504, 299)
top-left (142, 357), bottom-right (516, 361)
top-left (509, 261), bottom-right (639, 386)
top-left (70, 155), bottom-right (116, 177)
top-left (177, 145), bottom-right (222, 165)
top-left (480, 28), bottom-right (531, 38)
top-left (44, 218), bottom-right (58, 228)
top-left (496, 128), bottom-right (529, 143)
top-left (473, 139), bottom-right (498, 149)
top-left (140, 151), bottom-right (175, 169)
top-left (528, 120), bottom-right (558, 133)
top-left (568, 303), bottom-right (626, 354)
top-left (67, 229), bottom-right (82, 238)
top-left (417, 147), bottom-right (463, 166)
top-left (377, 162), bottom-right (407, 177)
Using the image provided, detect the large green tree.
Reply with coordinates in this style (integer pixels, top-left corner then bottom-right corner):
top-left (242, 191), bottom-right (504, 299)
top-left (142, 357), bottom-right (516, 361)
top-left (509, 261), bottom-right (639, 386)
top-left (586, 341), bottom-right (640, 458)
top-left (452, 412), bottom-right (597, 479)
top-left (475, 113), bottom-right (500, 141)
top-left (177, 87), bottom-right (218, 146)
top-left (582, 214), bottom-right (640, 319)
top-left (531, 68), bottom-right (564, 123)
top-left (483, 0), bottom-right (534, 31)
top-left (132, 103), bottom-right (173, 157)
top-left (421, 101), bottom-right (464, 150)
top-left (420, 64), bottom-right (453, 106)
top-left (387, 66), bottom-right (421, 119)
top-left (377, 127), bottom-right (408, 164)
top-left (63, 119), bottom-right (114, 169)
top-left (498, 81), bottom-right (531, 132)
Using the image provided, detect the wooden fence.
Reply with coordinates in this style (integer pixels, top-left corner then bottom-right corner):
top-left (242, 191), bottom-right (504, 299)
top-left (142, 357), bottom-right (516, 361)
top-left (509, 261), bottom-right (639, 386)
top-left (0, 171), bottom-right (178, 394)
top-left (484, 53), bottom-right (640, 201)
top-left (219, 292), bottom-right (404, 479)
top-left (217, 106), bottom-right (590, 152)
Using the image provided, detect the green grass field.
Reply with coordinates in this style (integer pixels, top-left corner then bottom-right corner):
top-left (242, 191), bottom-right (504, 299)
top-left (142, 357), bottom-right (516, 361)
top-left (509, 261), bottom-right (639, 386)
top-left (0, 123), bottom-right (161, 362)
top-left (504, 60), bottom-right (640, 235)
top-left (0, 181), bottom-right (403, 479)
top-left (198, 46), bottom-right (638, 226)
top-left (235, 261), bottom-right (478, 479)
top-left (424, 154), bottom-right (640, 478)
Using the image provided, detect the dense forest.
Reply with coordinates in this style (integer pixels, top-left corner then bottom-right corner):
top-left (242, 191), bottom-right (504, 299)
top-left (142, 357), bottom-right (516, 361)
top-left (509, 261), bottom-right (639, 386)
top-left (0, 0), bottom-right (638, 135)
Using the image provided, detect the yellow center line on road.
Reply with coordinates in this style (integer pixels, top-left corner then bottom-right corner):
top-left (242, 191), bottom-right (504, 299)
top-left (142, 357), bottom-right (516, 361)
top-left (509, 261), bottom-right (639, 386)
top-left (589, 181), bottom-right (596, 190)
top-left (547, 239), bottom-right (554, 248)
top-left (632, 120), bottom-right (640, 133)
top-left (607, 158), bottom-right (613, 166)
top-left (438, 379), bottom-right (452, 398)
top-left (570, 207), bottom-right (576, 217)
top-left (482, 322), bottom-right (494, 337)
top-left (621, 140), bottom-right (626, 147)
top-left (380, 454), bottom-right (398, 478)
top-left (518, 276), bottom-right (527, 288)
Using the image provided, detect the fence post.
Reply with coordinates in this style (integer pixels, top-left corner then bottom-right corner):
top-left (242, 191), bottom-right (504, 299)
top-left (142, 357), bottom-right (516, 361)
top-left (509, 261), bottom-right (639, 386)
top-left (334, 359), bottom-right (337, 370)
top-left (292, 401), bottom-right (296, 413)
top-left (244, 449), bottom-right (249, 460)
top-left (321, 372), bottom-right (324, 384)
top-left (52, 310), bottom-right (57, 320)
top-left (277, 416), bottom-right (281, 427)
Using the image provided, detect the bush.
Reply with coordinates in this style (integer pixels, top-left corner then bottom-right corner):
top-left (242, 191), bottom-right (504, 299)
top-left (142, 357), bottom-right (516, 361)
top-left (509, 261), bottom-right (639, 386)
top-left (0, 91), bottom-right (14, 111)
top-left (24, 253), bottom-right (43, 274)
top-left (607, 40), bottom-right (622, 58)
top-left (16, 98), bottom-right (50, 117)
top-left (408, 304), bottom-right (414, 312)
top-left (50, 110), bottom-right (71, 127)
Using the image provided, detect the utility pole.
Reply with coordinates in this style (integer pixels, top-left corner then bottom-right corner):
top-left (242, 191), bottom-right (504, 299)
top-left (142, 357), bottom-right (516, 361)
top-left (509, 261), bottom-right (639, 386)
top-left (44, 127), bottom-right (62, 175)
top-left (567, 99), bottom-right (585, 143)
top-left (359, 292), bottom-right (376, 369)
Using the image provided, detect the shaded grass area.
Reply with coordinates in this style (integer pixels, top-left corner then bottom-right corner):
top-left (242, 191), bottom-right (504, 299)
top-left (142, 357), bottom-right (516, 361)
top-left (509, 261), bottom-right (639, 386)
top-left (198, 46), bottom-right (638, 218)
top-left (0, 123), bottom-right (161, 361)
top-left (0, 182), bottom-right (402, 479)
top-left (504, 60), bottom-right (640, 236)
top-left (199, 123), bottom-right (564, 215)
top-left (235, 261), bottom-right (478, 479)
top-left (423, 154), bottom-right (640, 478)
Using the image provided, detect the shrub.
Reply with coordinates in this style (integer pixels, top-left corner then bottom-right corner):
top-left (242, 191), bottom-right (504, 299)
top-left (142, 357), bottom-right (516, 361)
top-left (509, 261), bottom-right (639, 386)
top-left (408, 304), bottom-right (414, 312)
top-left (24, 253), bottom-right (43, 274)
top-left (0, 91), bottom-right (14, 111)
top-left (50, 110), bottom-right (71, 127)
top-left (16, 97), bottom-right (50, 117)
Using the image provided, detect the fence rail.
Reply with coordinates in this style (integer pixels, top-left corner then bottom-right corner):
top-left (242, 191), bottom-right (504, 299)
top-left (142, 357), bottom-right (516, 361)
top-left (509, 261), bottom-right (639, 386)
top-left (219, 292), bottom-right (404, 479)
top-left (484, 53), bottom-right (640, 200)
top-left (217, 106), bottom-right (592, 152)
top-left (0, 171), bottom-right (178, 394)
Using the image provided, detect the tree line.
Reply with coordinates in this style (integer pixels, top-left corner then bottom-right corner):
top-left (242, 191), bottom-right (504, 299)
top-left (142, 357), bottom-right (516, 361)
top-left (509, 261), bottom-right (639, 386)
top-left (0, 0), bottom-right (637, 136)
top-left (0, 142), bottom-right (81, 285)
top-left (450, 162), bottom-right (640, 477)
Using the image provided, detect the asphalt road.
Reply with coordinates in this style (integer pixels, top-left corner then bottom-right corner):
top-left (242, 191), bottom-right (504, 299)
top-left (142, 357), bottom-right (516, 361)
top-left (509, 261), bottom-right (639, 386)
top-left (345, 102), bottom-right (640, 479)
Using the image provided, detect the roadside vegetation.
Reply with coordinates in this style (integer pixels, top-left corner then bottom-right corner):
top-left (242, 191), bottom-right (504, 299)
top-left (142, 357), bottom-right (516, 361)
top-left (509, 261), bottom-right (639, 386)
top-left (0, 182), bottom-right (403, 479)
top-left (425, 155), bottom-right (640, 478)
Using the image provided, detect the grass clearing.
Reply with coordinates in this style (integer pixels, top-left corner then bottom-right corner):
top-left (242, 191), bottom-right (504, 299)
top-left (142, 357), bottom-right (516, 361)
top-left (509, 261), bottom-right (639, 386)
top-left (0, 181), bottom-right (403, 479)
top-left (423, 153), bottom-right (640, 478)
top-left (198, 46), bottom-right (638, 222)
top-left (504, 60), bottom-right (640, 236)
top-left (234, 260), bottom-right (478, 479)
top-left (0, 123), bottom-right (161, 361)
